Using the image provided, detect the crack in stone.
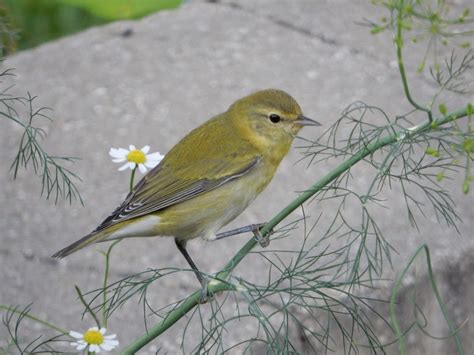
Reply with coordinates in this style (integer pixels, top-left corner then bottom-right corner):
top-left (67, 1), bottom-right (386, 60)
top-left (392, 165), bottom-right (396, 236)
top-left (270, 17), bottom-right (338, 46)
top-left (208, 0), bottom-right (458, 91)
top-left (213, 1), bottom-right (360, 54)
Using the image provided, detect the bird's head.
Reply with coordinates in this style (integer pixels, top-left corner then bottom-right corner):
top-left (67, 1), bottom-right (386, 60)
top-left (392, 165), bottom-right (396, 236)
top-left (228, 89), bottom-right (320, 154)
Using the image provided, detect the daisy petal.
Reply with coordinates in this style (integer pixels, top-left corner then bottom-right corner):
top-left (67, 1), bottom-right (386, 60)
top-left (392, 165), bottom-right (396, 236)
top-left (100, 343), bottom-right (117, 351)
top-left (147, 152), bottom-right (164, 161)
top-left (141, 145), bottom-right (150, 154)
top-left (144, 160), bottom-right (159, 168)
top-left (109, 148), bottom-right (129, 159)
top-left (76, 343), bottom-right (88, 350)
top-left (92, 344), bottom-right (101, 352)
top-left (118, 162), bottom-right (134, 171)
top-left (69, 327), bottom-right (120, 353)
top-left (112, 157), bottom-right (126, 163)
top-left (138, 164), bottom-right (147, 174)
top-left (129, 144), bottom-right (136, 151)
top-left (105, 340), bottom-right (119, 346)
top-left (69, 331), bottom-right (83, 339)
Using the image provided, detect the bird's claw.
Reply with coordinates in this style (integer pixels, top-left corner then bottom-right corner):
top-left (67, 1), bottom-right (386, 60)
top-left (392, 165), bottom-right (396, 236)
top-left (253, 224), bottom-right (272, 248)
top-left (198, 277), bottom-right (214, 303)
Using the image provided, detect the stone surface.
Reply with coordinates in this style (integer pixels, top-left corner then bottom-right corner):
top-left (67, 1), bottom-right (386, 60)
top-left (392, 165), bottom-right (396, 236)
top-left (0, 0), bottom-right (472, 353)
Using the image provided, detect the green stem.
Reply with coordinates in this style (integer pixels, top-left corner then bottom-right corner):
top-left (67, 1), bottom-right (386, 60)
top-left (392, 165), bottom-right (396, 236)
top-left (102, 240), bottom-right (121, 327)
top-left (122, 282), bottom-right (233, 354)
top-left (395, 0), bottom-right (433, 121)
top-left (389, 245), bottom-right (464, 355)
top-left (361, 143), bottom-right (399, 204)
top-left (122, 108), bottom-right (468, 353)
top-left (75, 285), bottom-right (101, 328)
top-left (0, 304), bottom-right (69, 336)
top-left (101, 164), bottom-right (138, 325)
top-left (130, 165), bottom-right (137, 192)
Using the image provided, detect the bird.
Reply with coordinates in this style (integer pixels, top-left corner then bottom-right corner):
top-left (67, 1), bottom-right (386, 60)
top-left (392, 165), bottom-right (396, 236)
top-left (52, 89), bottom-right (320, 284)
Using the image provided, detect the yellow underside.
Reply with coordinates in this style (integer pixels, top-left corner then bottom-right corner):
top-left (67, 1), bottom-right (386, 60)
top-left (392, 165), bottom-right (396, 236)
top-left (102, 160), bottom-right (276, 242)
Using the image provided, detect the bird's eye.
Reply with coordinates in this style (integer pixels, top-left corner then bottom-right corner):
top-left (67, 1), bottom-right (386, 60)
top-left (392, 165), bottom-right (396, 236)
top-left (269, 114), bottom-right (281, 124)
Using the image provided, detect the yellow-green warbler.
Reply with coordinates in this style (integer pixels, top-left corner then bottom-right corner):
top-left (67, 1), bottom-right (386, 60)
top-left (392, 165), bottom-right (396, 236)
top-left (53, 89), bottom-right (320, 284)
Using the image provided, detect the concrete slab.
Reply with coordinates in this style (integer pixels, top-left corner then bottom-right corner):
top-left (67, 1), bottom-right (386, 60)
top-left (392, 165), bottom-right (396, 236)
top-left (0, 1), bottom-right (472, 353)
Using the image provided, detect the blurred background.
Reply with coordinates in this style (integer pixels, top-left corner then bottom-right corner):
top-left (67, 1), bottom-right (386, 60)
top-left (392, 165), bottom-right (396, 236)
top-left (1, 0), bottom-right (183, 53)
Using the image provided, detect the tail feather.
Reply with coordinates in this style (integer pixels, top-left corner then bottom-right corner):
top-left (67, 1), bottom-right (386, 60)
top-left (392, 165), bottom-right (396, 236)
top-left (53, 216), bottom-right (154, 258)
top-left (52, 231), bottom-right (108, 258)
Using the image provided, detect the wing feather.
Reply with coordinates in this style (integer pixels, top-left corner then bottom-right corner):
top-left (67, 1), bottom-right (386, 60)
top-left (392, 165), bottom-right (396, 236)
top-left (93, 113), bottom-right (263, 233)
top-left (93, 155), bottom-right (260, 233)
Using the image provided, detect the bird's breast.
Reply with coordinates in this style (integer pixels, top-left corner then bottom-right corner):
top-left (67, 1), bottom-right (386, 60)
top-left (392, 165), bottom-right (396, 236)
top-left (155, 159), bottom-right (276, 241)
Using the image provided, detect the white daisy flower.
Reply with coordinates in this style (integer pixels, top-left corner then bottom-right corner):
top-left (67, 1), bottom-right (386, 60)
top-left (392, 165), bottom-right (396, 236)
top-left (109, 145), bottom-right (164, 174)
top-left (69, 326), bottom-right (119, 353)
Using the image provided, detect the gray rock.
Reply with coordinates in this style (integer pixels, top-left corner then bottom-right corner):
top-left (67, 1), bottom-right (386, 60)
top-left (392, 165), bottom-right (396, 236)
top-left (0, 1), bottom-right (472, 353)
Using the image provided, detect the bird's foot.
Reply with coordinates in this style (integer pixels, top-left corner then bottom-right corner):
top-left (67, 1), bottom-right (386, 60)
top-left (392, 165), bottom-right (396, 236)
top-left (253, 224), bottom-right (272, 248)
top-left (198, 278), bottom-right (215, 303)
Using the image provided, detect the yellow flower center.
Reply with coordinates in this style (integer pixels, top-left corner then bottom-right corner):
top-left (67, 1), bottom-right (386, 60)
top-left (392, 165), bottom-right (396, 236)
top-left (127, 149), bottom-right (146, 164)
top-left (83, 329), bottom-right (104, 345)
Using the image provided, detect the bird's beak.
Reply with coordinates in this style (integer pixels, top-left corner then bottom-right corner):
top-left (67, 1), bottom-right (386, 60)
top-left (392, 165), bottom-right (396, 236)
top-left (295, 115), bottom-right (321, 126)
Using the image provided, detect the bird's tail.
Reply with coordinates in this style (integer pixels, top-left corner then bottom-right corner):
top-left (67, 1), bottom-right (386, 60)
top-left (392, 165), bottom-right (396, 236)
top-left (52, 230), bottom-right (112, 258)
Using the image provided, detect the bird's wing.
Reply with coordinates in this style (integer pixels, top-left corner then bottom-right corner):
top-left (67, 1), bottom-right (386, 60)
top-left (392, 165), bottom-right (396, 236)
top-left (93, 154), bottom-right (261, 233)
